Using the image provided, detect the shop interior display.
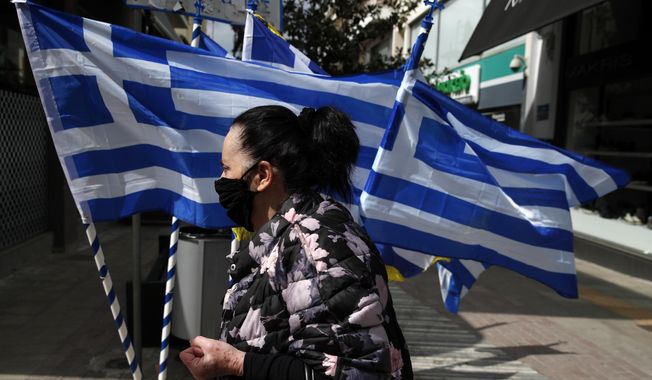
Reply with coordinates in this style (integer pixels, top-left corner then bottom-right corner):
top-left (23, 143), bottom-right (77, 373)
top-left (568, 77), bottom-right (652, 228)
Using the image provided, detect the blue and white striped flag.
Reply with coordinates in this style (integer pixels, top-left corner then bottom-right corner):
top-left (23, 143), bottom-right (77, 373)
top-left (361, 67), bottom-right (630, 300)
top-left (242, 10), bottom-right (328, 75)
top-left (242, 9), bottom-right (389, 222)
top-left (15, 0), bottom-right (396, 229)
top-left (197, 30), bottom-right (232, 57)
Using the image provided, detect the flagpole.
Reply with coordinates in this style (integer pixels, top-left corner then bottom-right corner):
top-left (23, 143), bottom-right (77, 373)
top-left (84, 223), bottom-right (143, 380)
top-left (389, 0), bottom-right (443, 114)
top-left (158, 217), bottom-right (179, 380)
top-left (191, 0), bottom-right (204, 48)
top-left (157, 4), bottom-right (207, 378)
top-left (404, 0), bottom-right (443, 72)
top-left (383, 0), bottom-right (443, 144)
top-left (158, 5), bottom-right (205, 379)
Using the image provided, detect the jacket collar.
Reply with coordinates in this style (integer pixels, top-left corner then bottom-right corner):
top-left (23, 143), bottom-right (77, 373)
top-left (227, 191), bottom-right (323, 281)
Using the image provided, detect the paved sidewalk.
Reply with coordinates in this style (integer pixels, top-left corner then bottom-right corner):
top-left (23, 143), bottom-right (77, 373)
top-left (392, 285), bottom-right (543, 379)
top-left (0, 222), bottom-right (544, 379)
top-left (398, 256), bottom-right (652, 379)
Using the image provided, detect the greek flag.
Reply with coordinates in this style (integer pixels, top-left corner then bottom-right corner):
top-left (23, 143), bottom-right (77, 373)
top-left (243, 9), bottom-right (374, 221)
top-left (242, 10), bottom-right (328, 75)
top-left (15, 0), bottom-right (397, 229)
top-left (361, 68), bottom-right (630, 299)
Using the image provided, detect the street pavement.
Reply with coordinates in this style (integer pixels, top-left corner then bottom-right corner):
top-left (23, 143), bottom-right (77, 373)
top-left (0, 222), bottom-right (651, 379)
top-left (398, 256), bottom-right (652, 379)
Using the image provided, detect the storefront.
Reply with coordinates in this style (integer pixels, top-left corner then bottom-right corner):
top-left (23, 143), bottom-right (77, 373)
top-left (460, 0), bottom-right (652, 254)
top-left (558, 0), bottom-right (652, 254)
top-left (445, 44), bottom-right (526, 130)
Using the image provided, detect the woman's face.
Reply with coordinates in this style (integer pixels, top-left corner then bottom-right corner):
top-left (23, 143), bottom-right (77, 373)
top-left (220, 126), bottom-right (253, 180)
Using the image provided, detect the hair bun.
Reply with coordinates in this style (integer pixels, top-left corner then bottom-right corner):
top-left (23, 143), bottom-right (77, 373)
top-left (298, 107), bottom-right (317, 132)
top-left (232, 105), bottom-right (359, 201)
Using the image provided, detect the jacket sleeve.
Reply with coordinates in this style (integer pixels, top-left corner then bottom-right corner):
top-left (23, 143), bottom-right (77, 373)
top-left (244, 352), bottom-right (329, 380)
top-left (279, 222), bottom-right (400, 379)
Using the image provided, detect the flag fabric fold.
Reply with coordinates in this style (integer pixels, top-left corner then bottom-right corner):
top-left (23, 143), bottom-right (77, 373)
top-left (197, 30), bottom-right (232, 57)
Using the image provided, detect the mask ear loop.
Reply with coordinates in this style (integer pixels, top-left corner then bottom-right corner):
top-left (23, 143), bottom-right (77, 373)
top-left (240, 161), bottom-right (260, 181)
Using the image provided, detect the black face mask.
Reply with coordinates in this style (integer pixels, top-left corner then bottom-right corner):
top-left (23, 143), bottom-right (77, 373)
top-left (214, 163), bottom-right (259, 232)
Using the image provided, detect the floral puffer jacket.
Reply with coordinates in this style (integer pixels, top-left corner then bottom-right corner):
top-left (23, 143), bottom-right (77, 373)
top-left (220, 191), bottom-right (412, 379)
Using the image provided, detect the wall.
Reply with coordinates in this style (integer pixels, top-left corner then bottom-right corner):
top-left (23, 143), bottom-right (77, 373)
top-left (521, 23), bottom-right (563, 140)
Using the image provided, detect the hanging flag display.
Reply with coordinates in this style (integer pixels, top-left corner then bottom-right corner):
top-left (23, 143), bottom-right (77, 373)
top-left (16, 0), bottom-right (629, 313)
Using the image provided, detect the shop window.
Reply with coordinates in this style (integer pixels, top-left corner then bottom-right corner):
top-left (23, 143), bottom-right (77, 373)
top-left (574, 0), bottom-right (642, 56)
top-left (566, 77), bottom-right (652, 225)
top-left (482, 105), bottom-right (521, 131)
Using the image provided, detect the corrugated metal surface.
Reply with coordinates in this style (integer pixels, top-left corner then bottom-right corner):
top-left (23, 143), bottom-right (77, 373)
top-left (0, 89), bottom-right (50, 251)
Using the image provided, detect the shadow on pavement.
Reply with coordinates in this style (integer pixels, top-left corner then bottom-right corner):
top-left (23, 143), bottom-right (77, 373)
top-left (397, 261), bottom-right (652, 320)
top-left (473, 342), bottom-right (573, 364)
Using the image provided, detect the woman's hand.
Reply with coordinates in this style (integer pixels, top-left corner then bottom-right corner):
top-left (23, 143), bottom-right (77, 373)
top-left (179, 336), bottom-right (245, 379)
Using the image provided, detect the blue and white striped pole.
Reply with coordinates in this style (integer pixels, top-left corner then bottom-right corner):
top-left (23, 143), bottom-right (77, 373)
top-left (390, 0), bottom-right (442, 133)
top-left (84, 223), bottom-right (142, 380)
top-left (158, 216), bottom-right (179, 380)
top-left (390, 0), bottom-right (443, 130)
top-left (159, 4), bottom-right (205, 378)
top-left (404, 0), bottom-right (443, 74)
top-left (191, 0), bottom-right (204, 48)
top-left (389, 0), bottom-right (442, 127)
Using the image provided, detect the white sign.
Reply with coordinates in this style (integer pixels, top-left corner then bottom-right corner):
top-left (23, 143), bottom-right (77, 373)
top-left (504, 0), bottom-right (524, 11)
top-left (125, 0), bottom-right (283, 30)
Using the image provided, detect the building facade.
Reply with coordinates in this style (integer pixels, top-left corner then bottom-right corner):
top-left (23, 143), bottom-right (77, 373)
top-left (557, 0), bottom-right (651, 255)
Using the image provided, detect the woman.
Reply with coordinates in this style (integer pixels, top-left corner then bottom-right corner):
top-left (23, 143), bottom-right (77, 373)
top-left (180, 105), bottom-right (412, 379)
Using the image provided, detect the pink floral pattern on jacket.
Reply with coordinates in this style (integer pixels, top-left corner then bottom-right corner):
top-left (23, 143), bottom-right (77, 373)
top-left (220, 192), bottom-right (412, 379)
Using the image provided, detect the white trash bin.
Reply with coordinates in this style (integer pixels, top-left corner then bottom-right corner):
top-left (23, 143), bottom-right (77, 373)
top-left (171, 227), bottom-right (231, 340)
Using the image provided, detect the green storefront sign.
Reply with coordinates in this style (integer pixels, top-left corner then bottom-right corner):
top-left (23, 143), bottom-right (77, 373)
top-left (436, 71), bottom-right (472, 95)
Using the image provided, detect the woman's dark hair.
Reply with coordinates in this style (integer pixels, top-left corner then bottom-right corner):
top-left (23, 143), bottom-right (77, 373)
top-left (232, 105), bottom-right (359, 201)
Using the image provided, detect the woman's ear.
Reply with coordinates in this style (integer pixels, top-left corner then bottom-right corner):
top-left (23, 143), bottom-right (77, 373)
top-left (253, 160), bottom-right (274, 192)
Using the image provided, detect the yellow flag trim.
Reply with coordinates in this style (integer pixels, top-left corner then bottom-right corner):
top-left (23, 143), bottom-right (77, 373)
top-left (253, 12), bottom-right (283, 39)
top-left (231, 226), bottom-right (254, 242)
top-left (386, 257), bottom-right (451, 282)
